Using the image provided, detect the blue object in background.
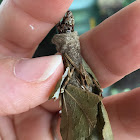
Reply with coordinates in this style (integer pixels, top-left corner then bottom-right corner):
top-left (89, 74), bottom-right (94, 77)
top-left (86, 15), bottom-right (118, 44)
top-left (69, 0), bottom-right (96, 10)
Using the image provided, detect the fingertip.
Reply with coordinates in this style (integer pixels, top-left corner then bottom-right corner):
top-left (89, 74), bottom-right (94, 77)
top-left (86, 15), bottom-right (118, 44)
top-left (80, 1), bottom-right (140, 88)
top-left (0, 0), bottom-right (73, 57)
top-left (14, 55), bottom-right (63, 82)
top-left (0, 56), bottom-right (64, 116)
top-left (13, 0), bottom-right (74, 23)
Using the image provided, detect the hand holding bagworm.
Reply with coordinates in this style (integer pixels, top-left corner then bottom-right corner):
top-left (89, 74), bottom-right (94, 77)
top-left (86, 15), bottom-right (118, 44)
top-left (0, 0), bottom-right (139, 140)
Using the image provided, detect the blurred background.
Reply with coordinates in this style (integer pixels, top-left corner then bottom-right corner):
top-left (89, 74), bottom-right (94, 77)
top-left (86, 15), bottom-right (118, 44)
top-left (0, 0), bottom-right (139, 96)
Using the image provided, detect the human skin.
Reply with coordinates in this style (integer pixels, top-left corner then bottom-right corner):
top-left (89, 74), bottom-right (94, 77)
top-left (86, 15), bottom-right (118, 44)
top-left (0, 0), bottom-right (139, 140)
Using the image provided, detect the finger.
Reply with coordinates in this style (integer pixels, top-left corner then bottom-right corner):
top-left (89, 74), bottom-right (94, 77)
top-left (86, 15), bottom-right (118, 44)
top-left (0, 116), bottom-right (16, 140)
top-left (80, 1), bottom-right (140, 88)
top-left (0, 0), bottom-right (73, 57)
top-left (14, 106), bottom-right (54, 140)
top-left (41, 99), bottom-right (61, 113)
top-left (0, 55), bottom-right (63, 116)
top-left (55, 116), bottom-right (62, 140)
top-left (103, 88), bottom-right (140, 139)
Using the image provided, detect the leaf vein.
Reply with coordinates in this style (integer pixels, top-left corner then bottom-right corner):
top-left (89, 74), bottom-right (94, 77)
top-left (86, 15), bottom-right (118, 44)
top-left (65, 89), bottom-right (94, 127)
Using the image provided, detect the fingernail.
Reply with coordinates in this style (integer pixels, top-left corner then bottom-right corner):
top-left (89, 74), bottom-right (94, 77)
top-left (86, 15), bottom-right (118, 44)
top-left (14, 55), bottom-right (62, 82)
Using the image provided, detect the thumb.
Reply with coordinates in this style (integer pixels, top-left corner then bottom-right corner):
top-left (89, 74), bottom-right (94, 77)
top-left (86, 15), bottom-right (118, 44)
top-left (0, 55), bottom-right (63, 116)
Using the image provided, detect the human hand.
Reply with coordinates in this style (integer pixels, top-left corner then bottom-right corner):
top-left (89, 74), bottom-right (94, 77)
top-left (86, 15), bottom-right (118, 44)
top-left (0, 0), bottom-right (140, 140)
top-left (80, 1), bottom-right (140, 140)
top-left (0, 0), bottom-right (73, 139)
